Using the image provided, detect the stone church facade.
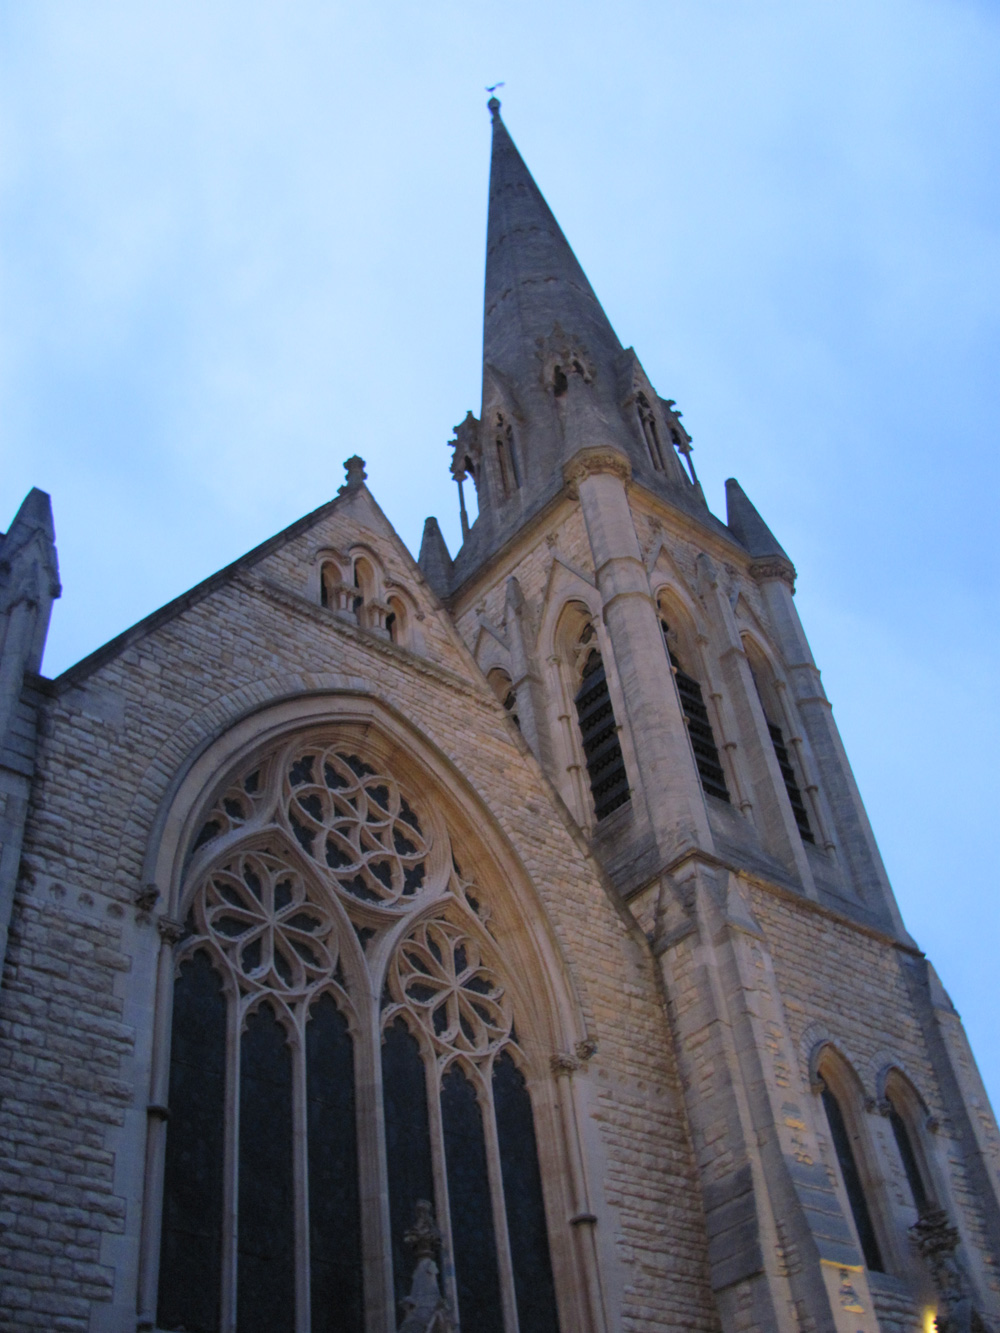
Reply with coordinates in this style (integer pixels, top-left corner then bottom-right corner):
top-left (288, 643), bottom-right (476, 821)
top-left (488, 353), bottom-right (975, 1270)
top-left (0, 100), bottom-right (997, 1333)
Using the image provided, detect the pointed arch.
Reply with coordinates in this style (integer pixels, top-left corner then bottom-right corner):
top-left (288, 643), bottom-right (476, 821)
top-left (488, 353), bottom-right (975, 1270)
top-left (138, 692), bottom-right (591, 1333)
top-left (655, 584), bottom-right (731, 803)
top-left (813, 1043), bottom-right (889, 1274)
top-left (742, 631), bottom-right (818, 844)
top-left (879, 1066), bottom-right (938, 1213)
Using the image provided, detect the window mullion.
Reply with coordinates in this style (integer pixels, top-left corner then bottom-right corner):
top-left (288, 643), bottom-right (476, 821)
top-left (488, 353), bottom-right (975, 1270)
top-left (480, 1065), bottom-right (520, 1333)
top-left (292, 1008), bottom-right (310, 1333)
top-left (363, 1006), bottom-right (396, 1333)
top-left (427, 1054), bottom-right (460, 1321)
top-left (221, 991), bottom-right (243, 1333)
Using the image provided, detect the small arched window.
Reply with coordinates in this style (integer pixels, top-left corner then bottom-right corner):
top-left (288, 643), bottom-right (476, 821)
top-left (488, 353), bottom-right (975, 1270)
top-left (353, 557), bottom-right (376, 616)
top-left (494, 412), bottom-right (520, 499)
top-left (573, 626), bottom-right (629, 820)
top-left (659, 606), bottom-right (730, 803)
top-left (816, 1053), bottom-right (885, 1273)
top-left (636, 392), bottom-right (665, 471)
top-left (319, 561), bottom-right (339, 610)
top-left (385, 594), bottom-right (408, 647)
top-left (487, 668), bottom-right (520, 729)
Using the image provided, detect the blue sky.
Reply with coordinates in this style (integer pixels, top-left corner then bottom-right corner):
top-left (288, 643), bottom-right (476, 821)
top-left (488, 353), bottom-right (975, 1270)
top-left (2, 1), bottom-right (998, 1109)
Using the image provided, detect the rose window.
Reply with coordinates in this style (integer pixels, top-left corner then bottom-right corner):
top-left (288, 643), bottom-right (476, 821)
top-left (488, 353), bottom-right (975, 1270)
top-left (390, 916), bottom-right (512, 1056)
top-left (197, 848), bottom-right (336, 994)
top-left (285, 747), bottom-right (429, 906)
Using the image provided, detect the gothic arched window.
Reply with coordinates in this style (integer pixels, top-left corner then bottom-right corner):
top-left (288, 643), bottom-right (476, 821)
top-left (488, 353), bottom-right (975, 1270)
top-left (494, 412), bottom-right (520, 499)
top-left (572, 626), bottom-right (630, 820)
top-left (884, 1071), bottom-right (934, 1214)
top-left (816, 1052), bottom-right (886, 1274)
top-left (744, 639), bottom-right (816, 844)
top-left (658, 605), bottom-right (730, 803)
top-left (156, 735), bottom-right (560, 1333)
top-left (636, 392), bottom-right (665, 471)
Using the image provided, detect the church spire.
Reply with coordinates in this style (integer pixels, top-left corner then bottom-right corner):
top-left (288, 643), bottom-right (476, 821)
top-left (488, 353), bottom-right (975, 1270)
top-left (438, 101), bottom-right (707, 595)
top-left (483, 98), bottom-right (623, 392)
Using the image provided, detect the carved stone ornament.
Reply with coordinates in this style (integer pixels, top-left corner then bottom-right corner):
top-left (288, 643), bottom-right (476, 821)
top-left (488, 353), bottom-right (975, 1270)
top-left (449, 411), bottom-right (481, 482)
top-left (749, 555), bottom-right (796, 590)
top-left (156, 916), bottom-right (186, 945)
top-left (562, 446), bottom-right (632, 488)
top-left (550, 1051), bottom-right (580, 1077)
top-left (399, 1200), bottom-right (453, 1333)
top-left (910, 1204), bottom-right (993, 1333)
top-left (338, 455), bottom-right (367, 494)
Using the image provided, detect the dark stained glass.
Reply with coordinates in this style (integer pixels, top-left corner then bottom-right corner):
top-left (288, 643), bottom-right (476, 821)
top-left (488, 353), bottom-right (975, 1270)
top-left (492, 1053), bottom-right (559, 1333)
top-left (441, 1064), bottom-right (503, 1333)
top-left (158, 950), bottom-right (227, 1333)
top-left (307, 994), bottom-right (364, 1333)
top-left (382, 1018), bottom-right (435, 1312)
top-left (888, 1102), bottom-right (928, 1209)
top-left (822, 1086), bottom-right (884, 1272)
top-left (238, 1003), bottom-right (296, 1333)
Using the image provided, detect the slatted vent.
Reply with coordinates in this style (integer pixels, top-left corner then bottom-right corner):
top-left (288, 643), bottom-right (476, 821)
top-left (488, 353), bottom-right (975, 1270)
top-left (767, 722), bottom-right (814, 843)
top-left (660, 621), bottom-right (730, 803)
top-left (574, 650), bottom-right (630, 820)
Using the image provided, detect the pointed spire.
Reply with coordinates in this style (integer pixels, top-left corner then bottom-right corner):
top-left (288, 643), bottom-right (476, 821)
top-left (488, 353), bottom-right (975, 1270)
top-left (417, 517), bottom-right (453, 599)
top-left (484, 102), bottom-right (622, 386)
top-left (725, 478), bottom-right (790, 561)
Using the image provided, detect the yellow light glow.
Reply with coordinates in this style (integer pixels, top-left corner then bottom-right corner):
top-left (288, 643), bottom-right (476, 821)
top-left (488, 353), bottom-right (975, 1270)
top-left (923, 1307), bottom-right (938, 1333)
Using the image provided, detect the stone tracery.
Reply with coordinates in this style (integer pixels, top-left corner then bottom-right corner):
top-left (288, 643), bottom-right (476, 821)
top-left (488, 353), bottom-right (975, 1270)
top-left (160, 728), bottom-right (555, 1333)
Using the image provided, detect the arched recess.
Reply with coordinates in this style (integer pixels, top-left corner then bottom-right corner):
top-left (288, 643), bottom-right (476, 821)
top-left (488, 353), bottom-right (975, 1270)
top-left (741, 631), bottom-right (823, 847)
top-left (546, 597), bottom-right (630, 827)
top-left (486, 667), bottom-right (520, 729)
top-left (137, 691), bottom-right (595, 1333)
top-left (653, 583), bottom-right (733, 804)
top-left (877, 1066), bottom-right (938, 1215)
top-left (812, 1043), bottom-right (894, 1276)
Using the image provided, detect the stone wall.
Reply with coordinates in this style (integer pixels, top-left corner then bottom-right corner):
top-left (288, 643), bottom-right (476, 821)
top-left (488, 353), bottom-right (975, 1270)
top-left (0, 487), bottom-right (720, 1332)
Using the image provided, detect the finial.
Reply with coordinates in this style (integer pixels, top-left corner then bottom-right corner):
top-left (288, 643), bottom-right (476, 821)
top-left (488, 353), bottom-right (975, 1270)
top-left (486, 82), bottom-right (504, 116)
top-left (339, 455), bottom-right (367, 495)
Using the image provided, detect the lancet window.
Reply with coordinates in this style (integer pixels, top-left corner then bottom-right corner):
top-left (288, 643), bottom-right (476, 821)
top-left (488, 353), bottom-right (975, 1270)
top-left (745, 645), bottom-right (815, 843)
top-left (815, 1052), bottom-right (885, 1274)
top-left (636, 392), bottom-right (665, 471)
top-left (884, 1072), bottom-right (933, 1213)
top-left (494, 412), bottom-right (520, 499)
top-left (572, 624), bottom-right (630, 820)
top-left (658, 610), bottom-right (730, 803)
top-left (156, 734), bottom-right (559, 1333)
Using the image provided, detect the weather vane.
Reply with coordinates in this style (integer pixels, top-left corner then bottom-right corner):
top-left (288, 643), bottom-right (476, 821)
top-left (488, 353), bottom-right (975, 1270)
top-left (485, 82), bottom-right (505, 95)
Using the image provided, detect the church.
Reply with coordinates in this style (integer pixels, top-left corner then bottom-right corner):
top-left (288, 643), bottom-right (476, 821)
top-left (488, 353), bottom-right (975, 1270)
top-left (0, 98), bottom-right (997, 1333)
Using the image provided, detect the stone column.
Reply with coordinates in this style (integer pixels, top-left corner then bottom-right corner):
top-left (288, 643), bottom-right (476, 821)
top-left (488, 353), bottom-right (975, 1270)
top-left (655, 856), bottom-right (883, 1333)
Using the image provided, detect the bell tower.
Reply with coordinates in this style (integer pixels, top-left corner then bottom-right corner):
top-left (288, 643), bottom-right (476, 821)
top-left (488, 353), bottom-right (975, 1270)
top-left (420, 100), bottom-right (1000, 1333)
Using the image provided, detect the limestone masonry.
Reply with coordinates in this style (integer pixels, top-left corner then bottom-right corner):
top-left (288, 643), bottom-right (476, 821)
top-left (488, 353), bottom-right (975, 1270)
top-left (0, 101), bottom-right (996, 1333)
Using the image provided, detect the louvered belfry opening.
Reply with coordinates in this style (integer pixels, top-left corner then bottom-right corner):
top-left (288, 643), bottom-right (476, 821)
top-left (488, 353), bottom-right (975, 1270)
top-left (660, 621), bottom-right (730, 803)
top-left (574, 647), bottom-right (630, 820)
top-left (767, 721), bottom-right (814, 843)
